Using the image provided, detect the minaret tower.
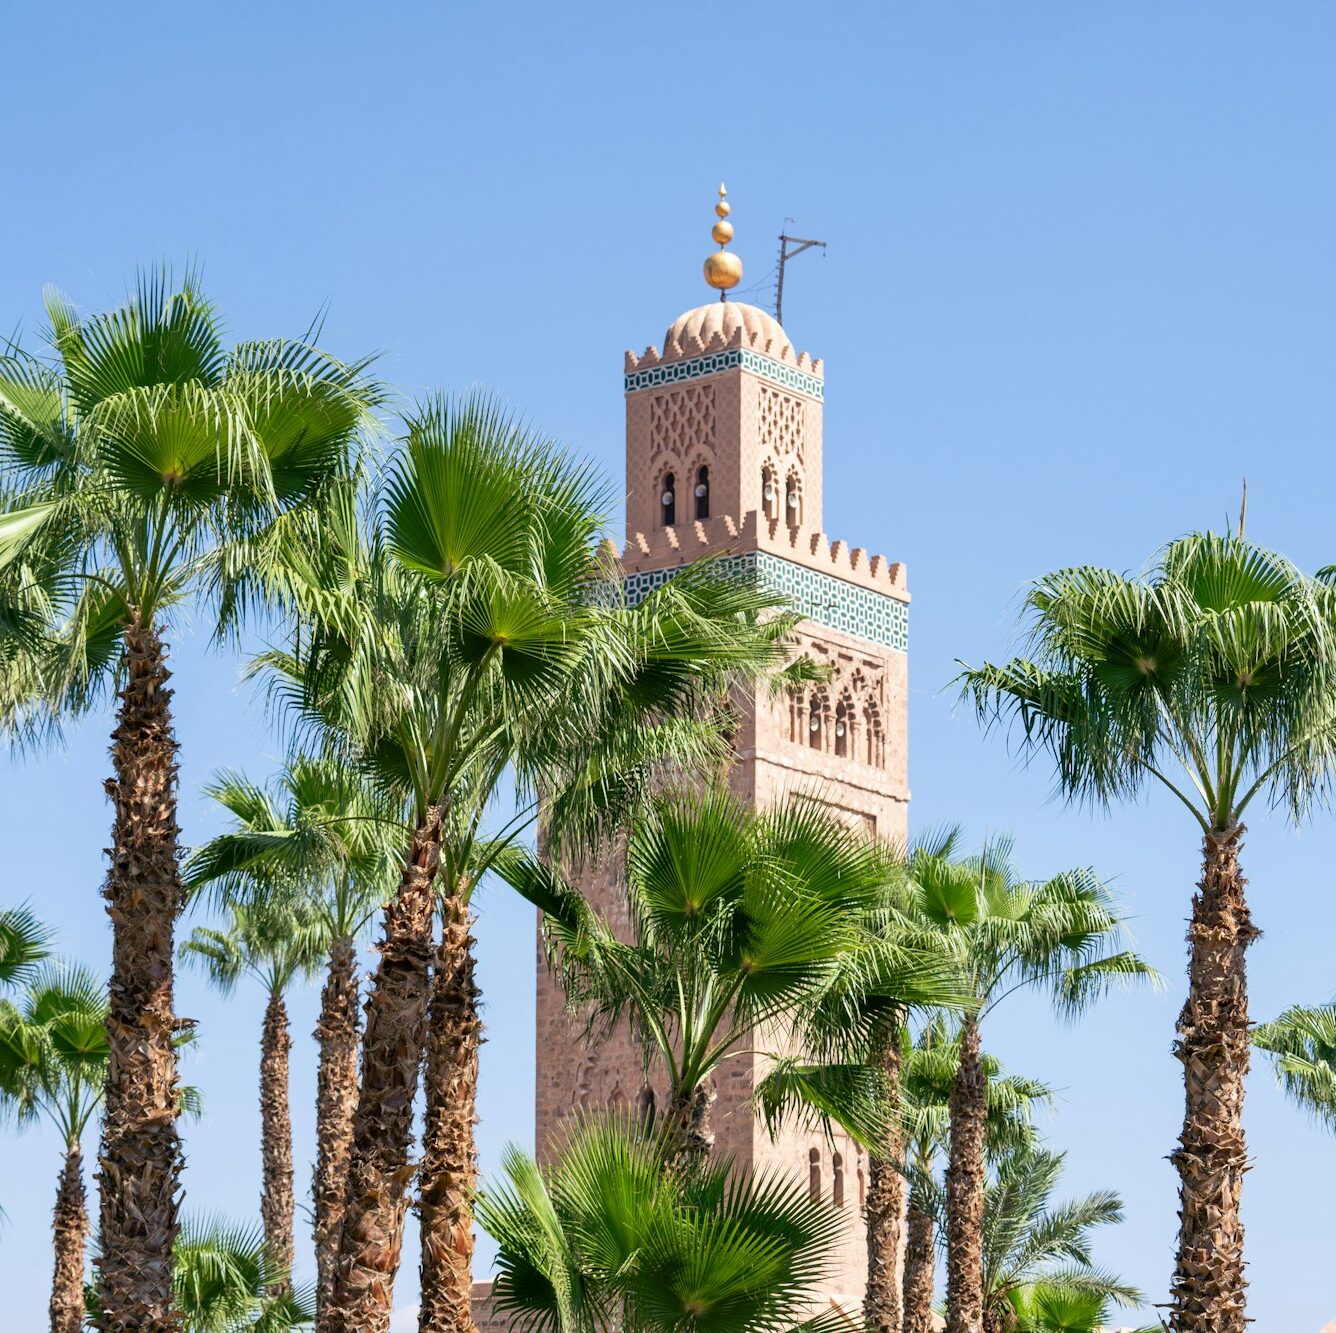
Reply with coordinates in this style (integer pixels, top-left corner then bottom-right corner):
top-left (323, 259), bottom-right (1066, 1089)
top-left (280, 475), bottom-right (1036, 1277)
top-left (529, 189), bottom-right (911, 1314)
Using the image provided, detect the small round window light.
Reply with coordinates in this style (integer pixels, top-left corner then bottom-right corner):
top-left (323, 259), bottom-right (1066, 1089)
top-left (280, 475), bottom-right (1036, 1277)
top-left (662, 491), bottom-right (674, 506)
top-left (835, 721), bottom-right (846, 737)
top-left (695, 483), bottom-right (707, 498)
top-left (763, 482), bottom-right (776, 503)
top-left (787, 491), bottom-right (799, 508)
top-left (809, 715), bottom-right (821, 733)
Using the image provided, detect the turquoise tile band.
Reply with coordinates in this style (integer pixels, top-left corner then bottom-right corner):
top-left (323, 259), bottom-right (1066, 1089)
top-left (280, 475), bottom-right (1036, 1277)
top-left (616, 551), bottom-right (907, 653)
top-left (625, 348), bottom-right (825, 401)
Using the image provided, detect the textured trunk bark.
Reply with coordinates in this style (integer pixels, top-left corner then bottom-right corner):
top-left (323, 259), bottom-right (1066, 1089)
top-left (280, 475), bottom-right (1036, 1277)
top-left (667, 1079), bottom-right (715, 1167)
top-left (863, 1029), bottom-right (904, 1333)
top-left (314, 935), bottom-right (361, 1331)
top-left (260, 989), bottom-right (295, 1292)
top-left (95, 616), bottom-right (184, 1333)
top-left (901, 1199), bottom-right (936, 1333)
top-left (417, 891), bottom-right (481, 1333)
top-left (1169, 824), bottom-right (1256, 1333)
top-left (324, 808), bottom-right (442, 1333)
top-left (944, 1014), bottom-right (985, 1333)
top-left (51, 1139), bottom-right (89, 1333)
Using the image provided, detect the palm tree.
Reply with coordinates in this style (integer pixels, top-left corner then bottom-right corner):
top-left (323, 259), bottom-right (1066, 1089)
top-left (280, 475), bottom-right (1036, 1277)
top-left (500, 790), bottom-right (960, 1172)
top-left (0, 903), bottom-right (52, 986)
top-left (184, 758), bottom-right (402, 1321)
top-left (959, 532), bottom-right (1336, 1333)
top-left (900, 835), bottom-right (1152, 1333)
top-left (0, 271), bottom-right (377, 1330)
top-left (475, 1117), bottom-right (847, 1333)
top-left (87, 1217), bottom-right (315, 1333)
top-left (256, 396), bottom-right (804, 1333)
top-left (0, 965), bottom-right (108, 1333)
top-left (786, 859), bottom-right (967, 1333)
top-left (898, 1018), bottom-right (1051, 1333)
top-left (975, 1146), bottom-right (1151, 1333)
top-left (1253, 1001), bottom-right (1336, 1130)
top-left (182, 899), bottom-right (328, 1290)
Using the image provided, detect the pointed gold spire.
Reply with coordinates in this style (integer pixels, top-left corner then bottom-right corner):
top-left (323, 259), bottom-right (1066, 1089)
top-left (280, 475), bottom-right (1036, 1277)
top-left (703, 182), bottom-right (743, 299)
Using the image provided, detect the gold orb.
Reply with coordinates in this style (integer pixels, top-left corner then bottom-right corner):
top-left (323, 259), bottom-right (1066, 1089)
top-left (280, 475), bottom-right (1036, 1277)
top-left (711, 219), bottom-right (734, 244)
top-left (704, 250), bottom-right (743, 290)
top-left (715, 199), bottom-right (731, 219)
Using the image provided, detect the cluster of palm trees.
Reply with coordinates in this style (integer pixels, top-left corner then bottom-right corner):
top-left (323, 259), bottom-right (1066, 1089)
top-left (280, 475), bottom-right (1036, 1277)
top-left (0, 271), bottom-right (1332, 1333)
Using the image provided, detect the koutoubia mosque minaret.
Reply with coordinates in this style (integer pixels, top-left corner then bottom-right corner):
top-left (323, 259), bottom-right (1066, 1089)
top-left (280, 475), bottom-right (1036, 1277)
top-left (475, 188), bottom-right (911, 1325)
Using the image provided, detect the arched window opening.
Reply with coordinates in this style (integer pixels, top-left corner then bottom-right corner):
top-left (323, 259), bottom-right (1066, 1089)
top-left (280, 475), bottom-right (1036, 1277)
top-left (864, 705), bottom-right (885, 770)
top-left (808, 1148), bottom-right (821, 1203)
top-left (785, 472), bottom-right (802, 529)
top-left (660, 472), bottom-right (677, 526)
top-left (694, 465), bottom-right (710, 520)
top-left (808, 696), bottom-right (824, 750)
top-left (834, 700), bottom-right (850, 758)
top-left (832, 1152), bottom-right (845, 1208)
top-left (761, 466), bottom-right (778, 522)
top-left (857, 1163), bottom-right (866, 1209)
top-left (608, 1081), bottom-right (627, 1109)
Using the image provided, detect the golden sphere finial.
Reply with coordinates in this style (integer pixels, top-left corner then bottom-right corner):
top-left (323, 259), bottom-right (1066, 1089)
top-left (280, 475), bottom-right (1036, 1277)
top-left (704, 183), bottom-right (742, 297)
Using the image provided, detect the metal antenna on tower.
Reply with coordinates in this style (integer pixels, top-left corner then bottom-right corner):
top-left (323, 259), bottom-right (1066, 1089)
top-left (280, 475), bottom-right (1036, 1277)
top-left (774, 219), bottom-right (827, 325)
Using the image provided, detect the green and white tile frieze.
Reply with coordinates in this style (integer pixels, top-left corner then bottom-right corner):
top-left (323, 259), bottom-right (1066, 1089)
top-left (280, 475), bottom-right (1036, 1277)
top-left (616, 551), bottom-right (907, 653)
top-left (624, 348), bottom-right (825, 401)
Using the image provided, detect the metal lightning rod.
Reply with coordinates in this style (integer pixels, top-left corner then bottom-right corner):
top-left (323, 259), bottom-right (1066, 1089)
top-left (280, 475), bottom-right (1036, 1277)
top-left (774, 220), bottom-right (827, 325)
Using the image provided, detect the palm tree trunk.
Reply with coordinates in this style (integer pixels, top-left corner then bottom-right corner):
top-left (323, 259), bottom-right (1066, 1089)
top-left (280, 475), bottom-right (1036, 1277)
top-left (51, 1138), bottom-right (88, 1333)
top-left (944, 1013), bottom-right (985, 1333)
top-left (1169, 824), bottom-right (1256, 1333)
top-left (668, 1079), bottom-right (715, 1166)
top-left (314, 935), bottom-right (361, 1331)
top-left (325, 807), bottom-right (442, 1333)
top-left (260, 989), bottom-right (295, 1292)
top-left (863, 1028), bottom-right (904, 1333)
top-left (96, 615), bottom-right (184, 1333)
top-left (417, 890), bottom-right (481, 1333)
top-left (901, 1197), bottom-right (936, 1333)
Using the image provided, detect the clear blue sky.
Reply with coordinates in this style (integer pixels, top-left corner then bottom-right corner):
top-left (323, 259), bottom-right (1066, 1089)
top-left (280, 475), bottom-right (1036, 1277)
top-left (4, 3), bottom-right (1336, 1328)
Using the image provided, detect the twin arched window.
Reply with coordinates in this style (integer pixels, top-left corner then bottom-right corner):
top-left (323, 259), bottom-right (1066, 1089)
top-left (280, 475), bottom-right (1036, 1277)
top-left (785, 473), bottom-right (802, 529)
top-left (761, 466), bottom-right (779, 522)
top-left (660, 472), bottom-right (676, 526)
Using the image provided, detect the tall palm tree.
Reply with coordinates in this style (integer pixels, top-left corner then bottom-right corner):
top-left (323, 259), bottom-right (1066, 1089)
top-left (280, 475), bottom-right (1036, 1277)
top-left (900, 835), bottom-right (1152, 1333)
top-left (500, 790), bottom-right (960, 1170)
top-left (184, 757), bottom-right (403, 1321)
top-left (86, 1217), bottom-right (315, 1333)
top-left (0, 965), bottom-right (109, 1333)
top-left (257, 396), bottom-right (805, 1333)
top-left (182, 899), bottom-right (328, 1290)
top-left (0, 271), bottom-right (378, 1331)
top-left (785, 859), bottom-right (966, 1333)
top-left (475, 1117), bottom-right (848, 1333)
top-left (898, 1018), bottom-right (1051, 1333)
top-left (1253, 1001), bottom-right (1336, 1130)
top-left (974, 1146), bottom-right (1151, 1333)
top-left (959, 532), bottom-right (1336, 1333)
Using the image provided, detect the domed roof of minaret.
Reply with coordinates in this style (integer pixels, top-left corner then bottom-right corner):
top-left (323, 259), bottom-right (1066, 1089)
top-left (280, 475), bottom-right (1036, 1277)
top-left (662, 301), bottom-right (793, 362)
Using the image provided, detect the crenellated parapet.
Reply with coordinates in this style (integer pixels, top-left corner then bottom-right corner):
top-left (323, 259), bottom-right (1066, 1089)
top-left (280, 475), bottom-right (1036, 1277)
top-left (616, 509), bottom-right (909, 603)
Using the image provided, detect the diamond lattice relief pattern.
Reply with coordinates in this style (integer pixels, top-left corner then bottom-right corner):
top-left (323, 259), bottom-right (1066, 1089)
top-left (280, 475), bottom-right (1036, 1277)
top-left (649, 384), bottom-right (715, 462)
top-left (759, 385), bottom-right (805, 462)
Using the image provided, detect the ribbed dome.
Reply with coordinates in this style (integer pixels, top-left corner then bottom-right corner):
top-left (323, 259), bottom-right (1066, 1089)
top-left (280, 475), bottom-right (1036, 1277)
top-left (662, 301), bottom-right (792, 361)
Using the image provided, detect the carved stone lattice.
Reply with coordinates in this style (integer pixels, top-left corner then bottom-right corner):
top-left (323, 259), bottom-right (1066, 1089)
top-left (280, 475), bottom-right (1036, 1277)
top-left (759, 385), bottom-right (805, 463)
top-left (649, 384), bottom-right (715, 465)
